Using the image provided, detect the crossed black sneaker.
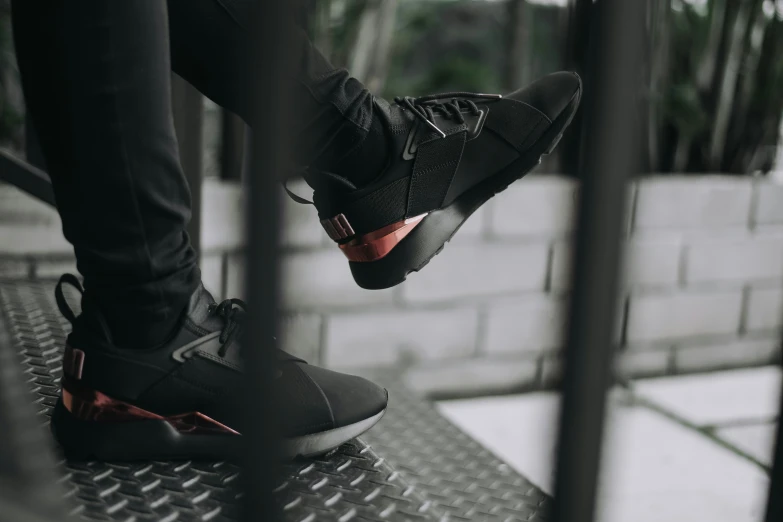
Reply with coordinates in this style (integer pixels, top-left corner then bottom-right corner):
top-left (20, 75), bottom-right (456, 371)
top-left (50, 274), bottom-right (387, 461)
top-left (301, 71), bottom-right (582, 289)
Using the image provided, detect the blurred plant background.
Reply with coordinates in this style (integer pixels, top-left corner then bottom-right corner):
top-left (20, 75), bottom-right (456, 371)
top-left (0, 0), bottom-right (22, 151)
top-left (1, 0), bottom-right (782, 175)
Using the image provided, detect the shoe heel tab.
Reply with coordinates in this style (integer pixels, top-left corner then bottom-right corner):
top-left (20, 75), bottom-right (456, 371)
top-left (55, 273), bottom-right (83, 325)
top-left (55, 273), bottom-right (115, 345)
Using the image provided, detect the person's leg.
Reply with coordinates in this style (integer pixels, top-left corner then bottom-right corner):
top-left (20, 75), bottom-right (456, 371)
top-left (166, 0), bottom-right (389, 186)
top-left (12, 1), bottom-right (199, 349)
top-left (12, 1), bottom-right (388, 460)
top-left (166, 0), bottom-right (582, 291)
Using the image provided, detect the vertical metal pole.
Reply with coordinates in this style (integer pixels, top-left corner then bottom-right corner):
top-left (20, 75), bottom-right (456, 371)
top-left (220, 110), bottom-right (245, 181)
top-left (171, 75), bottom-right (204, 257)
top-left (559, 0), bottom-right (593, 178)
top-left (243, 1), bottom-right (293, 521)
top-left (549, 2), bottom-right (645, 522)
top-left (765, 375), bottom-right (783, 522)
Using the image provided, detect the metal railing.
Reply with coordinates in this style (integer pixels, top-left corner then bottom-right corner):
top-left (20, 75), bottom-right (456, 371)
top-left (0, 1), bottom-right (782, 521)
top-left (550, 0), bottom-right (644, 521)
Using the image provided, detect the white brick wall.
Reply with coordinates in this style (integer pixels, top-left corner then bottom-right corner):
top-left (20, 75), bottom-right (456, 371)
top-left (685, 236), bottom-right (783, 284)
top-left (200, 180), bottom-right (245, 252)
top-left (281, 179), bottom-right (324, 248)
top-left (552, 237), bottom-right (682, 291)
top-left (483, 295), bottom-right (566, 355)
top-left (626, 289), bottom-right (743, 342)
top-left (225, 250), bottom-right (397, 308)
top-left (3, 174), bottom-right (782, 395)
top-left (401, 242), bottom-right (549, 302)
top-left (634, 177), bottom-right (753, 229)
top-left (745, 287), bottom-right (783, 332)
top-left (624, 237), bottom-right (683, 288)
top-left (323, 307), bottom-right (479, 369)
top-left (282, 250), bottom-right (396, 309)
top-left (200, 253), bottom-right (224, 298)
top-left (280, 314), bottom-right (322, 363)
top-left (754, 182), bottom-right (783, 225)
top-left (549, 241), bottom-right (571, 291)
top-left (488, 176), bottom-right (577, 237)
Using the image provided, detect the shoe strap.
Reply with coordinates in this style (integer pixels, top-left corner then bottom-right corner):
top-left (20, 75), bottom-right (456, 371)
top-left (55, 273), bottom-right (83, 325)
top-left (54, 273), bottom-right (115, 344)
top-left (283, 177), bottom-right (313, 205)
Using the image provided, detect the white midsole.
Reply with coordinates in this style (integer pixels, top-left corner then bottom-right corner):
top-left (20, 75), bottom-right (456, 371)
top-left (281, 408), bottom-right (386, 458)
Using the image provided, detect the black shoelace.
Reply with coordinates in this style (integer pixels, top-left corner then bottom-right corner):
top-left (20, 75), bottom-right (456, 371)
top-left (394, 92), bottom-right (502, 138)
top-left (208, 298), bottom-right (246, 357)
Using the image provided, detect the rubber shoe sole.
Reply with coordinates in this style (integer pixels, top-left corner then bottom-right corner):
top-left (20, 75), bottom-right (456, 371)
top-left (51, 398), bottom-right (386, 461)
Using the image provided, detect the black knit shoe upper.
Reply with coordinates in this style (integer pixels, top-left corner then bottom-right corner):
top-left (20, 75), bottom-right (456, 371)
top-left (52, 274), bottom-right (387, 459)
top-left (296, 71), bottom-right (582, 289)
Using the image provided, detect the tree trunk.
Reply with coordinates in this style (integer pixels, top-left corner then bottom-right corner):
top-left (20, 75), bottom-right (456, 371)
top-left (673, 133), bottom-right (692, 173)
top-left (365, 0), bottom-right (399, 94)
top-left (696, 0), bottom-right (728, 92)
top-left (646, 0), bottom-right (671, 173)
top-left (348, 0), bottom-right (381, 84)
top-left (559, 0), bottom-right (594, 178)
top-left (505, 0), bottom-right (530, 91)
top-left (708, 0), bottom-right (758, 170)
top-left (313, 0), bottom-right (332, 61)
top-left (727, 1), bottom-right (767, 169)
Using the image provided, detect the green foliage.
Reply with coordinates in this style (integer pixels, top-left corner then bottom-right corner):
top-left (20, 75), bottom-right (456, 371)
top-left (0, 0), bottom-right (778, 175)
top-left (647, 0), bottom-right (783, 173)
top-left (382, 1), bottom-right (506, 97)
top-left (0, 2), bottom-right (22, 149)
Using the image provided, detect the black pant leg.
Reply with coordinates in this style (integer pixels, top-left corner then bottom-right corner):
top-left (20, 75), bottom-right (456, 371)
top-left (167, 0), bottom-right (377, 169)
top-left (12, 0), bottom-right (200, 349)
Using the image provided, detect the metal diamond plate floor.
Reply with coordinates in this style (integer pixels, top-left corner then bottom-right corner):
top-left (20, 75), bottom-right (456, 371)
top-left (0, 279), bottom-right (551, 521)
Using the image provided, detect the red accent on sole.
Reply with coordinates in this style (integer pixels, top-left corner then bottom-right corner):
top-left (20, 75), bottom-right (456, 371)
top-left (61, 376), bottom-right (239, 436)
top-left (339, 213), bottom-right (428, 262)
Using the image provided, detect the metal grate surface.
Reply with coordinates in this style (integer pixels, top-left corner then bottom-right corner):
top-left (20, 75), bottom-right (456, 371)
top-left (0, 279), bottom-right (551, 521)
top-left (363, 378), bottom-right (551, 522)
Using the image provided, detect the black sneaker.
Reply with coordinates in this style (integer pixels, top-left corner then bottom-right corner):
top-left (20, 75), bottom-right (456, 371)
top-left (302, 71), bottom-right (581, 289)
top-left (50, 274), bottom-right (387, 461)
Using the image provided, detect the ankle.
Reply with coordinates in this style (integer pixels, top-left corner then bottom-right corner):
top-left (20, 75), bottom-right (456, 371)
top-left (310, 104), bottom-right (390, 188)
top-left (75, 296), bottom-right (183, 351)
